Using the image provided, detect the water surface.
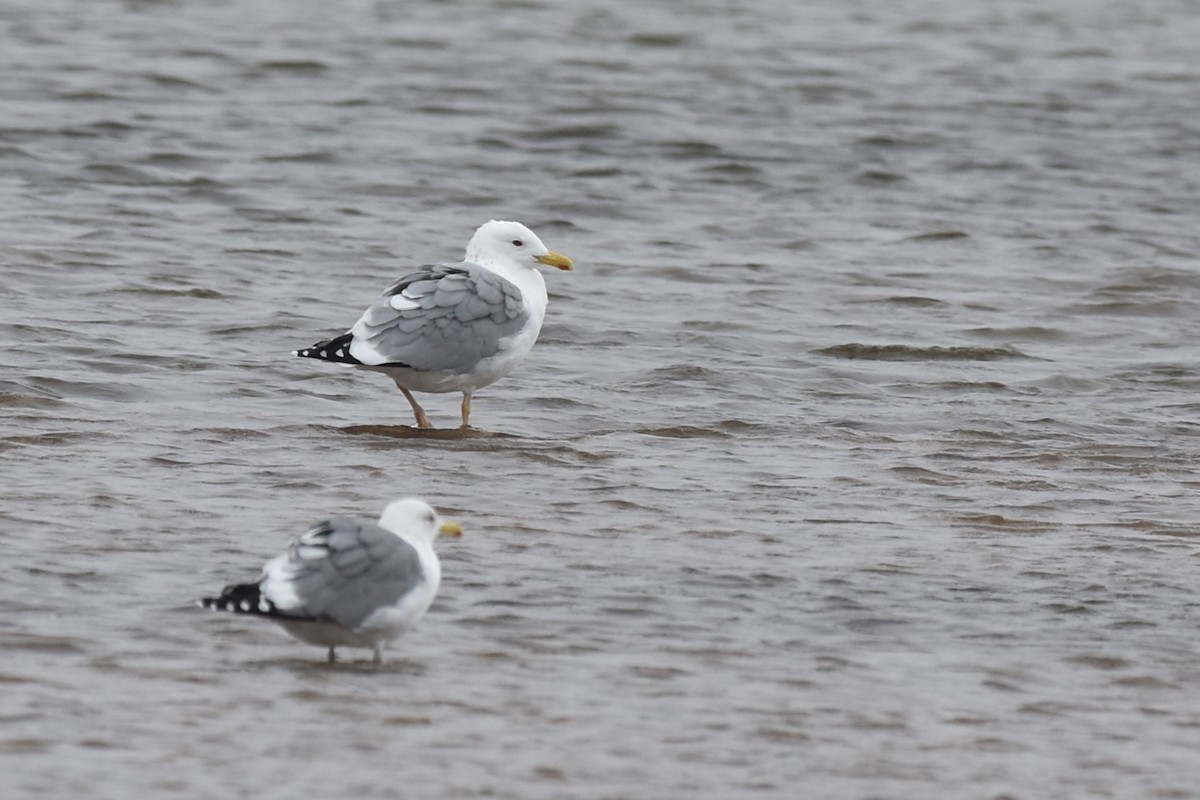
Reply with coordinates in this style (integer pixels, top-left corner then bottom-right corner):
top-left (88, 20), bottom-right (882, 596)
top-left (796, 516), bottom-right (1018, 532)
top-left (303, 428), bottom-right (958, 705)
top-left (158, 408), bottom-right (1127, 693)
top-left (3, 1), bottom-right (1199, 798)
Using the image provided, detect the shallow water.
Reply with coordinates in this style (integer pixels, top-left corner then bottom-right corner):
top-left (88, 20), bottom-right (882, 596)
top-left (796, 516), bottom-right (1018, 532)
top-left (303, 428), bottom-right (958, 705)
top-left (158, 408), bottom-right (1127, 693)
top-left (3, 0), bottom-right (1199, 798)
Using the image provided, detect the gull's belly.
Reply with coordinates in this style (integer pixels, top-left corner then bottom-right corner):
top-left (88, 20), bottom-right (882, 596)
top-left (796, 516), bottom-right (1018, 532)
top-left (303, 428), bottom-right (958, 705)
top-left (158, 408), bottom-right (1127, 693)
top-left (274, 618), bottom-right (375, 648)
top-left (366, 323), bottom-right (541, 394)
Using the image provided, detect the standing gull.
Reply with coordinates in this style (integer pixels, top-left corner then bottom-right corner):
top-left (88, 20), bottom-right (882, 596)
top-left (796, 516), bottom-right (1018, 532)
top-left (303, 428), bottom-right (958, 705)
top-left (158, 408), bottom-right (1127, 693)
top-left (295, 220), bottom-right (574, 429)
top-left (199, 497), bottom-right (462, 664)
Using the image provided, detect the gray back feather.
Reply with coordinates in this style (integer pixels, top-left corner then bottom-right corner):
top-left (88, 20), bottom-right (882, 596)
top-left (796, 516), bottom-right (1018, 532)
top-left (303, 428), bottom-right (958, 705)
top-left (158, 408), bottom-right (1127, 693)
top-left (352, 263), bottom-right (529, 372)
top-left (281, 517), bottom-right (425, 628)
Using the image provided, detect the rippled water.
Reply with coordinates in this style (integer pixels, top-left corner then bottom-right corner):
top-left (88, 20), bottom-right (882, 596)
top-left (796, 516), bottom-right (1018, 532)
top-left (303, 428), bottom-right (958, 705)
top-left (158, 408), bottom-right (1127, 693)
top-left (4, 0), bottom-right (1200, 797)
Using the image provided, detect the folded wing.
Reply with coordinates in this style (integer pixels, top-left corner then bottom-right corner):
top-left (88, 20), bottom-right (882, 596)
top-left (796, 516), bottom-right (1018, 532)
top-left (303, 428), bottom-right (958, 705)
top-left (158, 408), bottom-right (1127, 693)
top-left (259, 517), bottom-right (426, 629)
top-left (348, 263), bottom-right (529, 373)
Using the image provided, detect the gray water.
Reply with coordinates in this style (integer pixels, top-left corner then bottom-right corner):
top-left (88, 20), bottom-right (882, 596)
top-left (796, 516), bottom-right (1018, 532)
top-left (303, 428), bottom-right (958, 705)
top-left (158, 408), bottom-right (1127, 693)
top-left (3, 0), bottom-right (1199, 798)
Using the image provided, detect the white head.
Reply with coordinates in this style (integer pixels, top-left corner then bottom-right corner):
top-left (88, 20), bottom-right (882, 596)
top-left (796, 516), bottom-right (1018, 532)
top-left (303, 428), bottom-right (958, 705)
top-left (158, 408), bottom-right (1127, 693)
top-left (378, 497), bottom-right (463, 546)
top-left (464, 220), bottom-right (574, 272)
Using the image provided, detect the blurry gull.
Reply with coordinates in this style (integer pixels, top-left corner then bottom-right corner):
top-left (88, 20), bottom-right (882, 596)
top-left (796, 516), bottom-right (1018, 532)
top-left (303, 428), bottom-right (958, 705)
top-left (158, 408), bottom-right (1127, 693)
top-left (295, 220), bottom-right (574, 429)
top-left (199, 497), bottom-right (462, 664)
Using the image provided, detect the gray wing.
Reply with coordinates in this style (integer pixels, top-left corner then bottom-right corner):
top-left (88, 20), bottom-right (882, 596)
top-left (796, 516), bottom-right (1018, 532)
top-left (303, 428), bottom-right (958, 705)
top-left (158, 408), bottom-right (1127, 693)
top-left (347, 263), bottom-right (529, 373)
top-left (267, 517), bottom-right (425, 628)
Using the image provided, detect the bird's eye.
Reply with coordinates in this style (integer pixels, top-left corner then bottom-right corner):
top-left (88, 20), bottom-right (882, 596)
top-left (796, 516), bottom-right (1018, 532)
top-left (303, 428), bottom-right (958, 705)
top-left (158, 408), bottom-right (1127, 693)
top-left (512, 239), bottom-right (524, 247)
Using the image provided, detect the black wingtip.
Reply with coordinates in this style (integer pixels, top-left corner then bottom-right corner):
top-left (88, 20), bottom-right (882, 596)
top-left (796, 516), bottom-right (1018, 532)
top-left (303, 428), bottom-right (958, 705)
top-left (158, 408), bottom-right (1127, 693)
top-left (199, 582), bottom-right (277, 616)
top-left (295, 333), bottom-right (362, 364)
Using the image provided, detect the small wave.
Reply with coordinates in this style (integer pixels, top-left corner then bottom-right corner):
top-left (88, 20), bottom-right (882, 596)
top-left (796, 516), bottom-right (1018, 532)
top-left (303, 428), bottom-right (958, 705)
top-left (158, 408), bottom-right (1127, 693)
top-left (112, 286), bottom-right (225, 299)
top-left (256, 59), bottom-right (329, 73)
top-left (524, 123), bottom-right (621, 141)
top-left (903, 230), bottom-right (970, 242)
top-left (816, 343), bottom-right (1029, 361)
top-left (628, 33), bottom-right (692, 47)
top-left (263, 151), bottom-right (338, 163)
top-left (635, 425), bottom-right (731, 440)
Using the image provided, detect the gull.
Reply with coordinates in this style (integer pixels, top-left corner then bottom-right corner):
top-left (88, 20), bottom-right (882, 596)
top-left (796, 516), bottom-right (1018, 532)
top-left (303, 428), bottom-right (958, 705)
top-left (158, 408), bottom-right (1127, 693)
top-left (295, 220), bottom-right (574, 428)
top-left (199, 497), bottom-right (462, 664)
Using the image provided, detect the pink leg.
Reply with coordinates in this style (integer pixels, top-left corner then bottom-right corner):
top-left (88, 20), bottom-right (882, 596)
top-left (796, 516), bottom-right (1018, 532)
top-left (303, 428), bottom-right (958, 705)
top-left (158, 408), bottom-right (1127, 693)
top-left (396, 386), bottom-right (433, 428)
top-left (460, 393), bottom-right (472, 429)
